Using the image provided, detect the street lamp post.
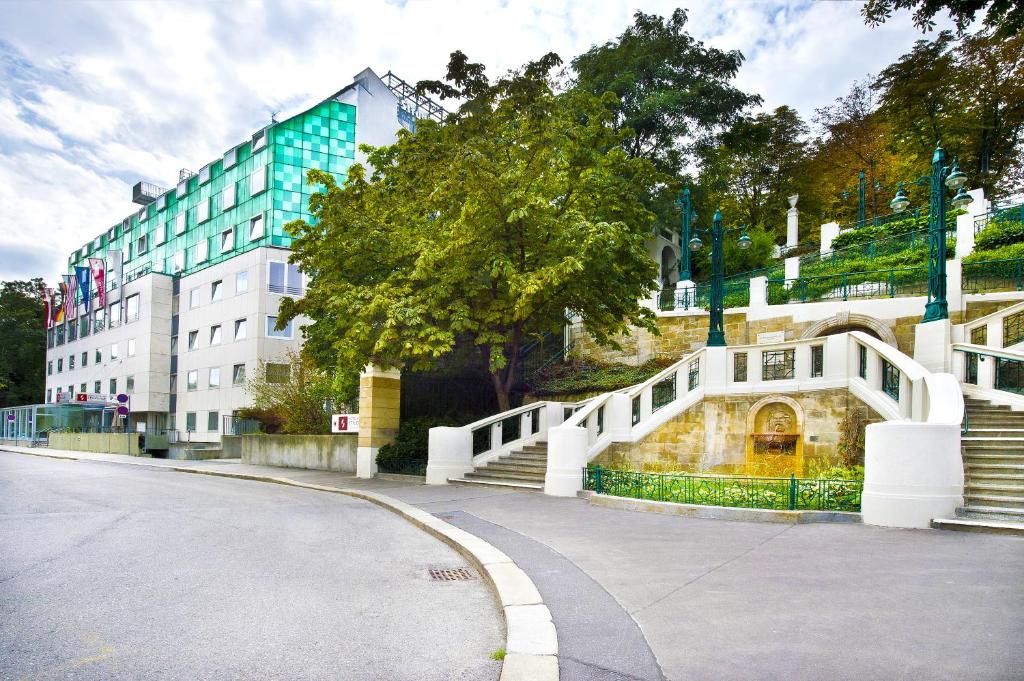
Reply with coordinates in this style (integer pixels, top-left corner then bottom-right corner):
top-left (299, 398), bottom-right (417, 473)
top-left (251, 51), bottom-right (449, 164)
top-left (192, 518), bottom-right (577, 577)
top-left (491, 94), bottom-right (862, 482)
top-left (688, 209), bottom-right (751, 347)
top-left (889, 143), bottom-right (972, 323)
top-left (675, 188), bottom-right (694, 282)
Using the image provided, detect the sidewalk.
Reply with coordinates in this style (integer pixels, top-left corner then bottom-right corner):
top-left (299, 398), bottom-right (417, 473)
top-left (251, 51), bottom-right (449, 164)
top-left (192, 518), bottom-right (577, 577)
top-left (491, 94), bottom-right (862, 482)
top-left (7, 446), bottom-right (1024, 681)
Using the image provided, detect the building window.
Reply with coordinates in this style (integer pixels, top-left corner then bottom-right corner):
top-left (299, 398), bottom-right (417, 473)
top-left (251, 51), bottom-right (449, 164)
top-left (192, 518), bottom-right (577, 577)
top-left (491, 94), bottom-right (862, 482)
top-left (108, 300), bottom-right (121, 327)
top-left (94, 380), bottom-right (101, 393)
top-left (186, 412), bottom-right (197, 432)
top-left (188, 330), bottom-right (198, 350)
top-left (762, 349), bottom-right (795, 381)
top-left (252, 129), bottom-right (267, 150)
top-left (125, 294), bottom-right (140, 322)
top-left (69, 354), bottom-right (75, 370)
top-left (221, 184), bottom-right (236, 211)
top-left (80, 314), bottom-right (90, 337)
top-left (196, 238), bottom-right (209, 263)
top-left (175, 212), bottom-right (186, 235)
top-left (127, 339), bottom-right (136, 357)
top-left (248, 214), bottom-right (264, 240)
top-left (199, 164), bottom-right (211, 184)
top-left (811, 345), bottom-right (824, 378)
top-left (137, 234), bottom-right (148, 254)
top-left (234, 318), bottom-right (247, 340)
top-left (236, 270), bottom-right (249, 293)
top-left (266, 363), bottom-right (290, 383)
top-left (733, 352), bottom-right (747, 382)
top-left (81, 351), bottom-right (88, 367)
top-left (688, 358), bottom-right (700, 391)
top-left (109, 378), bottom-right (116, 394)
top-left (970, 325), bottom-right (987, 345)
top-left (189, 289), bottom-right (200, 309)
top-left (110, 342), bottom-right (119, 360)
top-left (47, 360), bottom-right (53, 376)
top-left (223, 147), bottom-right (237, 169)
top-left (68, 322), bottom-right (77, 342)
top-left (268, 262), bottom-right (301, 295)
top-left (126, 375), bottom-right (135, 393)
top-left (220, 228), bottom-right (233, 253)
top-left (95, 348), bottom-right (102, 363)
top-left (46, 388), bottom-right (52, 403)
top-left (266, 315), bottom-right (293, 339)
top-left (154, 223), bottom-right (167, 245)
top-left (858, 345), bottom-right (868, 379)
top-left (187, 370), bottom-right (198, 391)
top-left (210, 325), bottom-right (222, 345)
top-left (207, 410), bottom-right (220, 432)
top-left (57, 358), bottom-right (63, 373)
top-left (232, 363), bottom-right (246, 386)
top-left (80, 382), bottom-right (86, 394)
top-left (170, 335), bottom-right (178, 354)
top-left (172, 250), bottom-right (185, 273)
top-left (196, 198), bottom-right (210, 224)
top-left (209, 367), bottom-right (220, 388)
top-left (211, 280), bottom-right (223, 302)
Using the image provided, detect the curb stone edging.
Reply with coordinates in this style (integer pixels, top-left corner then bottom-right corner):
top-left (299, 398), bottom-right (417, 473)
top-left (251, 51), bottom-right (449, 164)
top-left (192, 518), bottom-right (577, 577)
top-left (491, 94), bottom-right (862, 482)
top-left (581, 490), bottom-right (863, 524)
top-left (0, 447), bottom-right (559, 681)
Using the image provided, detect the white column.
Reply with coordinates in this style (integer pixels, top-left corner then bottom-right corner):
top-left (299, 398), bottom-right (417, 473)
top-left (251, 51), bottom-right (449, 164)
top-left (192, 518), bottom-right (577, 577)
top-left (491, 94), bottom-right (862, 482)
top-left (820, 222), bottom-right (840, 254)
top-left (544, 425), bottom-right (589, 497)
top-left (425, 427), bottom-right (473, 485)
top-left (749, 276), bottom-right (768, 308)
top-left (955, 187), bottom-right (987, 260)
top-left (703, 346), bottom-right (728, 395)
top-left (784, 256), bottom-right (799, 286)
top-left (913, 319), bottom-right (953, 373)
top-left (786, 195), bottom-right (799, 248)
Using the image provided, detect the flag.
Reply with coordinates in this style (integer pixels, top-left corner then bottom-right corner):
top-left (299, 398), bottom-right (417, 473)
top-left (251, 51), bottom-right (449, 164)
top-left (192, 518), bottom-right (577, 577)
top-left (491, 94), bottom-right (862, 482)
top-left (89, 258), bottom-right (106, 310)
top-left (54, 283), bottom-right (66, 324)
top-left (75, 266), bottom-right (91, 313)
top-left (63, 274), bottom-right (78, 320)
top-left (42, 287), bottom-right (53, 329)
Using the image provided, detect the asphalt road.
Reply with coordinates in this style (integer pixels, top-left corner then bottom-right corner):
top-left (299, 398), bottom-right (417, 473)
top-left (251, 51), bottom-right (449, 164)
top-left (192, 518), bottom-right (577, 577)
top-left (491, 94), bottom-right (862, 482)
top-left (0, 453), bottom-right (503, 681)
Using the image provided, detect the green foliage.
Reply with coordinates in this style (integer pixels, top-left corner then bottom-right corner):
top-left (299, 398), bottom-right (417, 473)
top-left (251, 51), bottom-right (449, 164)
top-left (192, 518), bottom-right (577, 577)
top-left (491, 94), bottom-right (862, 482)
top-left (376, 416), bottom-right (460, 475)
top-left (571, 8), bottom-right (760, 176)
top-left (975, 218), bottom-right (1024, 251)
top-left (965, 240), bottom-right (1024, 263)
top-left (531, 358), bottom-right (674, 397)
top-left (244, 351), bottom-right (354, 435)
top-left (0, 279), bottom-right (46, 408)
top-left (490, 650), bottom-right (506, 662)
top-left (281, 52), bottom-right (663, 411)
top-left (861, 0), bottom-right (1022, 37)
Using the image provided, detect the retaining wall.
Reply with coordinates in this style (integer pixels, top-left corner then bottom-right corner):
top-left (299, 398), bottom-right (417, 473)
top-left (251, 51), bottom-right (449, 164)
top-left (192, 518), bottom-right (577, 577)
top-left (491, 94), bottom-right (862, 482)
top-left (225, 434), bottom-right (358, 473)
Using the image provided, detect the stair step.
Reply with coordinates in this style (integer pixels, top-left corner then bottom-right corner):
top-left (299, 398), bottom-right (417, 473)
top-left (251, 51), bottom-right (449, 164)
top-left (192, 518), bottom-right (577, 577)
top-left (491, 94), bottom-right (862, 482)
top-left (931, 518), bottom-right (1024, 536)
top-left (520, 446), bottom-right (549, 454)
top-left (464, 470), bottom-right (546, 483)
top-left (963, 494), bottom-right (1024, 509)
top-left (964, 483), bottom-right (1024, 496)
top-left (957, 505), bottom-right (1024, 520)
top-left (483, 462), bottom-right (547, 474)
top-left (506, 452), bottom-right (548, 461)
top-left (965, 463), bottom-right (1024, 472)
top-left (966, 473), bottom-right (1024, 484)
top-left (448, 477), bottom-right (543, 490)
top-left (962, 429), bottom-right (1024, 437)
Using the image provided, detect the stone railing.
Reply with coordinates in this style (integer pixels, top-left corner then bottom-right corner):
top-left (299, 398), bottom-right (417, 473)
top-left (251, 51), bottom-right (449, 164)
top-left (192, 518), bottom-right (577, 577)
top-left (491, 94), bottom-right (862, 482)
top-left (952, 342), bottom-right (1024, 406)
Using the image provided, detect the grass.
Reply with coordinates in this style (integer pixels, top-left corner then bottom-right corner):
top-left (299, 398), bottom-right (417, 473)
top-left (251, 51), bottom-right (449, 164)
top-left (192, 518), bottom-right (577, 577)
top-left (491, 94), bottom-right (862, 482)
top-left (490, 649), bottom-right (506, 661)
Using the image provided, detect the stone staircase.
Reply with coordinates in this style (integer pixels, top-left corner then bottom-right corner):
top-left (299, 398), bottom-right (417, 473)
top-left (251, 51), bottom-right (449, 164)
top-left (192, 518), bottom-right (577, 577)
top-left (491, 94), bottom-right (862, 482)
top-left (932, 397), bottom-right (1024, 535)
top-left (449, 441), bottom-right (548, 491)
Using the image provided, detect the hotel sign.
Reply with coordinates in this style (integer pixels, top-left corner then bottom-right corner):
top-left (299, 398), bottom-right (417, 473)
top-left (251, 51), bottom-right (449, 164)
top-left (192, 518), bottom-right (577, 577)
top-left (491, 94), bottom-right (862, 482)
top-left (331, 414), bottom-right (359, 433)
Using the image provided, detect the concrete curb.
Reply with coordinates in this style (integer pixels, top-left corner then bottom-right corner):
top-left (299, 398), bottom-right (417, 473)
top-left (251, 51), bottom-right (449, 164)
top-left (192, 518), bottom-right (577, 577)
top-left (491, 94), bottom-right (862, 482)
top-left (1, 447), bottom-right (559, 681)
top-left (581, 490), bottom-right (863, 524)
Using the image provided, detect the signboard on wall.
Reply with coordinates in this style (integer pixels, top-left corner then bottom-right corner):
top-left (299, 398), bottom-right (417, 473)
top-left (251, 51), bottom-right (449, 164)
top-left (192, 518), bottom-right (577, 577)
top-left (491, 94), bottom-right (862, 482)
top-left (331, 414), bottom-right (360, 433)
top-left (74, 393), bottom-right (116, 404)
top-left (757, 331), bottom-right (787, 345)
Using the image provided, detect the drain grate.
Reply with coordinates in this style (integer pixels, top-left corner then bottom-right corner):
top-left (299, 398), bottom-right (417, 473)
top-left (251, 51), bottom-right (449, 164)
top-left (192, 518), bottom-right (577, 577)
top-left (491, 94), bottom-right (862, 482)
top-left (429, 567), bottom-right (477, 581)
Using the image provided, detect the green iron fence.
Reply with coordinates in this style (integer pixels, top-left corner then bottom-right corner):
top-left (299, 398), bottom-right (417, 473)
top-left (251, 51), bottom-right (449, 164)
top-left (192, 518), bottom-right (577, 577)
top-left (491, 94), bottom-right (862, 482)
top-left (767, 266), bottom-right (929, 304)
top-left (962, 258), bottom-right (1024, 293)
top-left (974, 202), bottom-right (1024, 234)
top-left (659, 280), bottom-right (751, 311)
top-left (583, 466), bottom-right (863, 512)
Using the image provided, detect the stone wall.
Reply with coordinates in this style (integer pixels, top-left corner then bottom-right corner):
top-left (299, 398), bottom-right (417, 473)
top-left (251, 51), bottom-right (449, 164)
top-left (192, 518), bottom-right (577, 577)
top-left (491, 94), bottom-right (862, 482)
top-left (48, 432), bottom-right (142, 455)
top-left (594, 388), bottom-right (881, 476)
top-left (227, 434), bottom-right (358, 472)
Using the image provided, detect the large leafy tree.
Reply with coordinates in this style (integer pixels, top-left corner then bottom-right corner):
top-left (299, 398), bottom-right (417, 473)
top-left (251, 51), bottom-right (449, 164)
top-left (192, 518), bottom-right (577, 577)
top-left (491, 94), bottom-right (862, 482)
top-left (0, 279), bottom-right (46, 408)
top-left (280, 53), bottom-right (663, 410)
top-left (862, 0), bottom-right (1023, 37)
top-left (571, 8), bottom-right (761, 177)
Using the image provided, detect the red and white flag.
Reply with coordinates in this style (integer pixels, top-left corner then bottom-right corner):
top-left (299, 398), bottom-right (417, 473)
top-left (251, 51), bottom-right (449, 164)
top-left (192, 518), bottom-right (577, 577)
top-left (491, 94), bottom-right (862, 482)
top-left (89, 258), bottom-right (106, 310)
top-left (64, 274), bottom-right (78, 320)
top-left (42, 287), bottom-right (53, 329)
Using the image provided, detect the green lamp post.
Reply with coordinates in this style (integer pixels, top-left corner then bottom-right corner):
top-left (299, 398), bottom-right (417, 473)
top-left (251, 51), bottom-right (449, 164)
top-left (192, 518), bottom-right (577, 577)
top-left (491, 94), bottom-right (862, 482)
top-left (687, 209), bottom-right (751, 347)
top-left (889, 143), bottom-right (973, 323)
top-left (674, 188), bottom-right (695, 282)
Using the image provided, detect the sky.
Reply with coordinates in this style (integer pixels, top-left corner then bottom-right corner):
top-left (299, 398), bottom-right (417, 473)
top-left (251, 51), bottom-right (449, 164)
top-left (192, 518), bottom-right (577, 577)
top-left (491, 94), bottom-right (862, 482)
top-left (0, 0), bottom-right (955, 284)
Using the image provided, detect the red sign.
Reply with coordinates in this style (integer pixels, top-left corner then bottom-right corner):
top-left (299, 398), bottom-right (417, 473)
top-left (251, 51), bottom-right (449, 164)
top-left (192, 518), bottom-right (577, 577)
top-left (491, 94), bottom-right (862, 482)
top-left (331, 414), bottom-right (359, 433)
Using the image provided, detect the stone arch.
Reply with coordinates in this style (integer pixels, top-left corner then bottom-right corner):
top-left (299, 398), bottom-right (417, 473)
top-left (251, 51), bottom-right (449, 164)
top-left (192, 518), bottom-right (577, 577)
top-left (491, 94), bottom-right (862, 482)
top-left (799, 312), bottom-right (898, 347)
top-left (745, 395), bottom-right (805, 476)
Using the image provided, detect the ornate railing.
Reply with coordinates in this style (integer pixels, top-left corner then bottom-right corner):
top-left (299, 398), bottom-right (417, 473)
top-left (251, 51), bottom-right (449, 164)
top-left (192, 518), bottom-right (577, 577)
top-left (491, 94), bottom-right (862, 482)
top-left (658, 280), bottom-right (750, 311)
top-left (953, 343), bottom-right (1024, 397)
top-left (583, 466), bottom-right (863, 512)
top-left (767, 266), bottom-right (929, 304)
top-left (962, 258), bottom-right (1024, 293)
top-left (974, 202), bottom-right (1024, 234)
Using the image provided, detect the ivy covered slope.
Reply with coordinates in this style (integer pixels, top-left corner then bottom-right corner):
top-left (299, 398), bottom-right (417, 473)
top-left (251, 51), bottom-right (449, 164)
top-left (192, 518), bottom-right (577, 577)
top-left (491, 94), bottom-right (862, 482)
top-left (966, 217), bottom-right (1024, 263)
top-left (530, 357), bottom-right (674, 398)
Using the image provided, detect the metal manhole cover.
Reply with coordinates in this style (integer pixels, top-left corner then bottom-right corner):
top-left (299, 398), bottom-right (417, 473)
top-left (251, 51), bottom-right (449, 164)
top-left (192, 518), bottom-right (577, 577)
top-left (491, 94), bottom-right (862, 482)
top-left (429, 567), bottom-right (477, 581)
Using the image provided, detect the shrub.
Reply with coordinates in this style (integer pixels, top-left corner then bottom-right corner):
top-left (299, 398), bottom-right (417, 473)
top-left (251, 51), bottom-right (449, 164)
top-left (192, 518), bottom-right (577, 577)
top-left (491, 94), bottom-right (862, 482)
top-left (974, 219), bottom-right (1024, 252)
top-left (376, 416), bottom-right (461, 475)
top-left (965, 240), bottom-right (1024, 263)
top-left (531, 357), bottom-right (674, 397)
top-left (830, 210), bottom-right (960, 251)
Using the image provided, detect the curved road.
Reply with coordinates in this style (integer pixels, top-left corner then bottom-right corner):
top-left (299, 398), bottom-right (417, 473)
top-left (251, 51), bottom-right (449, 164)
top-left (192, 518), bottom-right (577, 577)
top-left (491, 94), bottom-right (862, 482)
top-left (0, 453), bottom-right (503, 680)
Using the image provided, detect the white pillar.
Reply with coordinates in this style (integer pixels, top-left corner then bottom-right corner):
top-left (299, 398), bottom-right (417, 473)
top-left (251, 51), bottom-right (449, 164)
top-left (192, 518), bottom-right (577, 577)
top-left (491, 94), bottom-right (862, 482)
top-left (955, 187), bottom-right (987, 260)
top-left (820, 222), bottom-right (840, 255)
top-left (425, 427), bottom-right (473, 485)
top-left (784, 256), bottom-right (799, 286)
top-left (749, 276), bottom-right (768, 308)
top-left (786, 195), bottom-right (799, 248)
top-left (913, 319), bottom-right (953, 373)
top-left (544, 425), bottom-right (588, 497)
top-left (861, 422), bottom-right (964, 528)
top-left (703, 346), bottom-right (728, 395)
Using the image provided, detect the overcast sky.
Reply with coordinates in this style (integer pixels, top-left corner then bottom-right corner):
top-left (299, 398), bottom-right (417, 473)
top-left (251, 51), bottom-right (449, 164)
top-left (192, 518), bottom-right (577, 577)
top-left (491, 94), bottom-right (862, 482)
top-left (0, 0), bottom-right (954, 284)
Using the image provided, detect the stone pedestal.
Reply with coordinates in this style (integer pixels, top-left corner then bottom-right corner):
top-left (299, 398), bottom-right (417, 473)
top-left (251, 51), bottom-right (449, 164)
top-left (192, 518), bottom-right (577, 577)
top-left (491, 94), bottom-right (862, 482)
top-left (913, 319), bottom-right (952, 374)
top-left (819, 221), bottom-right (840, 254)
top-left (356, 364), bottom-right (401, 478)
top-left (786, 195), bottom-right (799, 248)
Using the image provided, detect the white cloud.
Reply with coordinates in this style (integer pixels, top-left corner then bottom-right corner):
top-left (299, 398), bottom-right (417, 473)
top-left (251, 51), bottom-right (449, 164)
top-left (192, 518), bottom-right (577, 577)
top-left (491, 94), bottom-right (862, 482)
top-left (0, 0), bottom-right (957, 284)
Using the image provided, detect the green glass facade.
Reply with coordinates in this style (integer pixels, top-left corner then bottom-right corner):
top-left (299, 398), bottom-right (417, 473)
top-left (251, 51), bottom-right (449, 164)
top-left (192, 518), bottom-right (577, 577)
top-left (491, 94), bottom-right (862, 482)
top-left (67, 99), bottom-right (356, 283)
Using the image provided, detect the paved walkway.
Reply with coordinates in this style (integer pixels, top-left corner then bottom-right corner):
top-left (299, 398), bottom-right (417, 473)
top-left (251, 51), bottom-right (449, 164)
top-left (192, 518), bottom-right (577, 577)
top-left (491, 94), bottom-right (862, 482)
top-left (6, 447), bottom-right (1024, 681)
